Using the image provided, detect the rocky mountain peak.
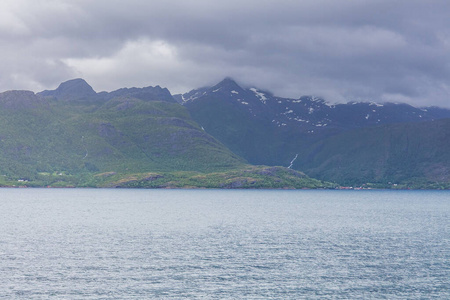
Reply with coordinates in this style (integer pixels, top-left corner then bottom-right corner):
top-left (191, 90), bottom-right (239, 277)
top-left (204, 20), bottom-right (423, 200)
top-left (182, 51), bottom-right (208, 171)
top-left (214, 77), bottom-right (242, 90)
top-left (105, 85), bottom-right (175, 103)
top-left (38, 78), bottom-right (97, 101)
top-left (0, 90), bottom-right (45, 109)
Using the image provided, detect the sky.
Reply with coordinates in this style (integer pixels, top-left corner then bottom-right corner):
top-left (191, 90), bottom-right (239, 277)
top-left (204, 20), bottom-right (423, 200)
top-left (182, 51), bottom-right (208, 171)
top-left (1, 0), bottom-right (450, 108)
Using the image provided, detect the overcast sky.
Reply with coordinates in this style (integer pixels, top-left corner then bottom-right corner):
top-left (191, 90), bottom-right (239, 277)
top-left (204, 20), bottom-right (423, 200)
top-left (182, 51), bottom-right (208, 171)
top-left (1, 0), bottom-right (450, 107)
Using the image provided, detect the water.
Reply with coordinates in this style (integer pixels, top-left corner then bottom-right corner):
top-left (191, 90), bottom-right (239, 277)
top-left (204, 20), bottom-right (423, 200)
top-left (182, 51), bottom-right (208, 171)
top-left (0, 189), bottom-right (448, 299)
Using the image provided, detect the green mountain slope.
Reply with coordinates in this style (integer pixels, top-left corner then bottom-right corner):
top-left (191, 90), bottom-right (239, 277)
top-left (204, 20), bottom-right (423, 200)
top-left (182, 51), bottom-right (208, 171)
top-left (183, 78), bottom-right (450, 188)
top-left (5, 77), bottom-right (447, 189)
top-left (0, 85), bottom-right (331, 189)
top-left (187, 94), bottom-right (283, 164)
top-left (297, 118), bottom-right (450, 188)
top-left (0, 92), bottom-right (242, 177)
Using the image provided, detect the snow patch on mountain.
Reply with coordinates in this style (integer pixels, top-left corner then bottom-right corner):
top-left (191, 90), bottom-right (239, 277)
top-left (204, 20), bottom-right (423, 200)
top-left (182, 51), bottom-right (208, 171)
top-left (294, 118), bottom-right (309, 123)
top-left (181, 89), bottom-right (207, 102)
top-left (250, 88), bottom-right (267, 103)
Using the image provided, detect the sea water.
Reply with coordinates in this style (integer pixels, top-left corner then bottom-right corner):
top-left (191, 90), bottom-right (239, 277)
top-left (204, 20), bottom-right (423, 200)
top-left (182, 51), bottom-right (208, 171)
top-left (0, 189), bottom-right (448, 299)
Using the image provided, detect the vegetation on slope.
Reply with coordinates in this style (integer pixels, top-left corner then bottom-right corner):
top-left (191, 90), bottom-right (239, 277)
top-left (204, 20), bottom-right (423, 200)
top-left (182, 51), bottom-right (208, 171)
top-left (0, 89), bottom-right (332, 189)
top-left (2, 78), bottom-right (448, 189)
top-left (298, 118), bottom-right (450, 188)
top-left (1, 166), bottom-right (335, 189)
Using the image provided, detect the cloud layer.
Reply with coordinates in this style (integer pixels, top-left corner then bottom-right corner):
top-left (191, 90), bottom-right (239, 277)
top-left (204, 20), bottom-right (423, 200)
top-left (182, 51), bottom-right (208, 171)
top-left (1, 0), bottom-right (450, 107)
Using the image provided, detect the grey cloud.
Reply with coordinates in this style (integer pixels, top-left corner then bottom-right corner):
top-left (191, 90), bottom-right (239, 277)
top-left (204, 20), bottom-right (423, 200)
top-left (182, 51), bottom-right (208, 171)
top-left (0, 0), bottom-right (450, 107)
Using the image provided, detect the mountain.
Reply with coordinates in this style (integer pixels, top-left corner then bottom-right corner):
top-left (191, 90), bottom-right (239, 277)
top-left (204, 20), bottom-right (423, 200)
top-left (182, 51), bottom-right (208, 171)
top-left (38, 78), bottom-right (176, 104)
top-left (180, 78), bottom-right (450, 188)
top-left (179, 78), bottom-right (449, 130)
top-left (39, 78), bottom-right (97, 101)
top-left (299, 118), bottom-right (450, 187)
top-left (0, 90), bottom-right (239, 173)
top-left (99, 85), bottom-right (175, 103)
top-left (1, 77), bottom-right (448, 188)
top-left (0, 79), bottom-right (330, 189)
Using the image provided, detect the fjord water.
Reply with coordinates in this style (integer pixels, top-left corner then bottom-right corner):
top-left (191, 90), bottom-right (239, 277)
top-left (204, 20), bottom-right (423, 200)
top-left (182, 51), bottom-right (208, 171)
top-left (0, 189), bottom-right (448, 299)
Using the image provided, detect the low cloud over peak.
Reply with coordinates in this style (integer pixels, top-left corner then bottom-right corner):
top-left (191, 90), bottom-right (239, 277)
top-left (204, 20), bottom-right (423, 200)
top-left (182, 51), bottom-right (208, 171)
top-left (1, 0), bottom-right (450, 107)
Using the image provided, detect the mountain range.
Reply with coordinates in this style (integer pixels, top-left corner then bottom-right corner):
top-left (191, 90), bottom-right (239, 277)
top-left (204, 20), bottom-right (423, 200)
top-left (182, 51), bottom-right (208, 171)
top-left (0, 77), bottom-right (449, 188)
top-left (178, 78), bottom-right (450, 188)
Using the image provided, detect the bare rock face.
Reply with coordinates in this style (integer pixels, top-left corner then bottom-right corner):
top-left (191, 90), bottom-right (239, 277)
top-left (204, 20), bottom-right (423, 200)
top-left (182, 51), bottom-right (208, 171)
top-left (38, 78), bottom-right (97, 101)
top-left (39, 78), bottom-right (176, 103)
top-left (104, 86), bottom-right (176, 103)
top-left (0, 90), bottom-right (46, 109)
